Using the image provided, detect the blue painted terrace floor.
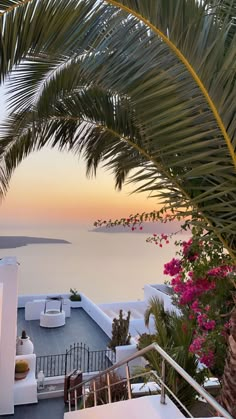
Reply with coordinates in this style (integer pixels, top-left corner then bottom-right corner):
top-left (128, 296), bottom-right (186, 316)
top-left (3, 308), bottom-right (111, 418)
top-left (17, 308), bottom-right (110, 355)
top-left (2, 398), bottom-right (66, 419)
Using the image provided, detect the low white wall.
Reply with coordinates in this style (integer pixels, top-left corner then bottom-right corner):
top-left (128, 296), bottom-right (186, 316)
top-left (98, 300), bottom-right (155, 336)
top-left (115, 344), bottom-right (145, 378)
top-left (99, 301), bottom-right (147, 316)
top-left (129, 317), bottom-right (155, 337)
top-left (18, 292), bottom-right (71, 308)
top-left (82, 294), bottom-right (113, 338)
top-left (43, 371), bottom-right (98, 386)
top-left (144, 284), bottom-right (178, 313)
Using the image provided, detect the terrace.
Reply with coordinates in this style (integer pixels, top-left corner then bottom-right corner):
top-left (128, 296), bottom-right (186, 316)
top-left (0, 260), bottom-right (230, 418)
top-left (8, 307), bottom-right (112, 418)
top-left (17, 308), bottom-right (110, 356)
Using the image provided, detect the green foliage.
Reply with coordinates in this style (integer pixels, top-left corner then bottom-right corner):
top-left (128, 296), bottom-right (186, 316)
top-left (138, 298), bottom-right (206, 408)
top-left (86, 371), bottom-right (128, 407)
top-left (69, 288), bottom-right (81, 301)
top-left (108, 310), bottom-right (131, 351)
top-left (15, 359), bottom-right (29, 373)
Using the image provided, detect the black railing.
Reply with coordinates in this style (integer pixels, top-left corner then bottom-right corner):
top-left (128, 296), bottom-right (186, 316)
top-left (36, 343), bottom-right (116, 377)
top-left (36, 353), bottom-right (67, 377)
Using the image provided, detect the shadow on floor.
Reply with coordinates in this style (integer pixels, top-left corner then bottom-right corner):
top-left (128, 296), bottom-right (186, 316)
top-left (1, 398), bottom-right (67, 419)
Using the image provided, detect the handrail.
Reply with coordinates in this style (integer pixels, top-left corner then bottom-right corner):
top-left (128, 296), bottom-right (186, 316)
top-left (68, 342), bottom-right (232, 419)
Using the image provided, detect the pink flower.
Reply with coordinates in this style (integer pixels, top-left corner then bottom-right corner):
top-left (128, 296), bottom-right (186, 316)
top-left (199, 351), bottom-right (214, 368)
top-left (189, 336), bottom-right (206, 352)
top-left (164, 258), bottom-right (182, 276)
top-left (191, 300), bottom-right (200, 313)
top-left (197, 314), bottom-right (216, 331)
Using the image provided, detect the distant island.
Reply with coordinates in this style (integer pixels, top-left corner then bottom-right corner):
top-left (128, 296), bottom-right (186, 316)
top-left (0, 236), bottom-right (71, 249)
top-left (92, 221), bottom-right (188, 234)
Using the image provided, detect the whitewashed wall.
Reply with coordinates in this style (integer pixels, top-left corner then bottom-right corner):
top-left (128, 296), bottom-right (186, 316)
top-left (18, 292), bottom-right (71, 308)
top-left (115, 343), bottom-right (146, 377)
top-left (144, 284), bottom-right (178, 313)
top-left (82, 294), bottom-right (113, 338)
top-left (0, 257), bottom-right (18, 415)
top-left (98, 300), bottom-right (155, 336)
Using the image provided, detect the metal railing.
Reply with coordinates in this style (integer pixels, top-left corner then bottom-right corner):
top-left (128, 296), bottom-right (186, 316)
top-left (36, 343), bottom-right (116, 377)
top-left (36, 353), bottom-right (67, 377)
top-left (68, 342), bottom-right (233, 418)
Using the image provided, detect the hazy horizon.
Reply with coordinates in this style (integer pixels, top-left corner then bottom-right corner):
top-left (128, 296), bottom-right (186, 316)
top-left (0, 224), bottom-right (187, 302)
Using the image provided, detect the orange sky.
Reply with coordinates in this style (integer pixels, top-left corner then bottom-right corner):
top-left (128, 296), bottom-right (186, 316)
top-left (0, 147), bottom-right (159, 226)
top-left (0, 85), bottom-right (160, 227)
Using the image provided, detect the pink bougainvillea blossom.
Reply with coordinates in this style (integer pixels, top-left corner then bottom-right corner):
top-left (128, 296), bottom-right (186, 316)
top-left (199, 351), bottom-right (215, 368)
top-left (163, 258), bottom-right (182, 276)
top-left (189, 336), bottom-right (206, 352)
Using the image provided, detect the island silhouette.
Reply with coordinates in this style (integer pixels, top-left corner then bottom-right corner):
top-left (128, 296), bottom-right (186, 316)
top-left (0, 236), bottom-right (70, 249)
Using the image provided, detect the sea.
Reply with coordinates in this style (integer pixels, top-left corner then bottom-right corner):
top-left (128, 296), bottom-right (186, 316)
top-left (0, 224), bottom-right (188, 303)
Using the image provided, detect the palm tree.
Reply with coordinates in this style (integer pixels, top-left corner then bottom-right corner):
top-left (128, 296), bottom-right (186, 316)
top-left (138, 297), bottom-right (206, 409)
top-left (0, 0), bottom-right (236, 414)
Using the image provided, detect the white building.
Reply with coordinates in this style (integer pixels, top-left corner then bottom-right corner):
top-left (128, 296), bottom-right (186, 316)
top-left (0, 257), bottom-right (18, 415)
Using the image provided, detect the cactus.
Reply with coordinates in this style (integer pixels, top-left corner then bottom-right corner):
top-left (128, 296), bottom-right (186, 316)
top-left (21, 330), bottom-right (27, 339)
top-left (108, 309), bottom-right (131, 351)
top-left (15, 359), bottom-right (29, 373)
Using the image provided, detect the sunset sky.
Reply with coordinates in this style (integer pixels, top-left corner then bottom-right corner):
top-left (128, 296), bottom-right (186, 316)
top-left (0, 83), bottom-right (159, 227)
top-left (0, 147), bottom-right (158, 227)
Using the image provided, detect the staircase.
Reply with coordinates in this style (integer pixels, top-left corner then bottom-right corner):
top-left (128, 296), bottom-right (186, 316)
top-left (64, 343), bottom-right (232, 419)
top-left (64, 395), bottom-right (185, 418)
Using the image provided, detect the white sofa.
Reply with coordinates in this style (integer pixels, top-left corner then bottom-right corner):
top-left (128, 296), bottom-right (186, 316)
top-left (14, 354), bottom-right (38, 405)
top-left (25, 298), bottom-right (71, 320)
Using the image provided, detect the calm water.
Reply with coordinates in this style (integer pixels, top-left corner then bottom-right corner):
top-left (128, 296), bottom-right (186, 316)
top-left (0, 225), bottom-right (187, 303)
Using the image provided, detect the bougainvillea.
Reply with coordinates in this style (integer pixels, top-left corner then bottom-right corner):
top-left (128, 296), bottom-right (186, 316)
top-left (164, 235), bottom-right (235, 374)
top-left (94, 212), bottom-right (236, 376)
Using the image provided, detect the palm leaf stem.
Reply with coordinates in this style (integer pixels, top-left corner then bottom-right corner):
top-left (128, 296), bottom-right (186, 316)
top-left (0, 0), bottom-right (33, 15)
top-left (105, 0), bottom-right (236, 171)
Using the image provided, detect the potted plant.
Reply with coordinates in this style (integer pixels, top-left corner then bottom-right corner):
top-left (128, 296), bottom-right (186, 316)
top-left (16, 330), bottom-right (34, 355)
top-left (15, 359), bottom-right (29, 380)
top-left (69, 288), bottom-right (82, 308)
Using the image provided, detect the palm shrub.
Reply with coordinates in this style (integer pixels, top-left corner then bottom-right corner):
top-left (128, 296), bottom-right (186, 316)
top-left (138, 298), bottom-right (206, 409)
